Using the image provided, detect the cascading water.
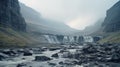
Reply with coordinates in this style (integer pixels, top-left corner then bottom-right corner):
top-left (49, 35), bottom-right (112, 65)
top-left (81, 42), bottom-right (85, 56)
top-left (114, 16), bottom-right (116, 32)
top-left (83, 36), bottom-right (94, 43)
top-left (43, 35), bottom-right (60, 44)
top-left (43, 34), bottom-right (97, 44)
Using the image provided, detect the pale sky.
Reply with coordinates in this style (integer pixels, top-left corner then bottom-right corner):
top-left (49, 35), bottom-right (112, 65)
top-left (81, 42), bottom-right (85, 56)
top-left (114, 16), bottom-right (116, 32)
top-left (19, 0), bottom-right (119, 30)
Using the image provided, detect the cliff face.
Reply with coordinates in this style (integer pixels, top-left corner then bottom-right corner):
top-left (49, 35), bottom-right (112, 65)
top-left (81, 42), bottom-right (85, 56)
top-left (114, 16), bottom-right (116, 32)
top-left (102, 1), bottom-right (120, 32)
top-left (0, 0), bottom-right (26, 31)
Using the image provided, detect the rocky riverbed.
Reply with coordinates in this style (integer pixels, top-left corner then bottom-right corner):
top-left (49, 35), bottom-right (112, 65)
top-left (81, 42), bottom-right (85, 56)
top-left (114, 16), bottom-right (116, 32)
top-left (0, 43), bottom-right (120, 67)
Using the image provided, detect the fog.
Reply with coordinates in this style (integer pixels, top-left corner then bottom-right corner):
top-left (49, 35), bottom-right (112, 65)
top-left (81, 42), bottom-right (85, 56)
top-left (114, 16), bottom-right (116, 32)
top-left (19, 0), bottom-right (119, 30)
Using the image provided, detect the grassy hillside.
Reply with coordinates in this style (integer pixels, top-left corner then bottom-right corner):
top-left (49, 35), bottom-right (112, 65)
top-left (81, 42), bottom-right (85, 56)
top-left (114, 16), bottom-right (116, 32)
top-left (99, 32), bottom-right (120, 44)
top-left (0, 27), bottom-right (36, 48)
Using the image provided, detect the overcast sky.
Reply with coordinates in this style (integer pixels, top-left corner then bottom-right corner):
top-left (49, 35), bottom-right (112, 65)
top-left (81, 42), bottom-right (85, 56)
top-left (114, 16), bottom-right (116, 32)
top-left (19, 0), bottom-right (119, 30)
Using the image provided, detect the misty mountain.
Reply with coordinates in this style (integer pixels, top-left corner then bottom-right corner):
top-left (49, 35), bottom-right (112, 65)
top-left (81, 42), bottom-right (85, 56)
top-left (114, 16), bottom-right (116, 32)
top-left (83, 19), bottom-right (104, 35)
top-left (20, 3), bottom-right (78, 35)
top-left (74, 19), bottom-right (103, 35)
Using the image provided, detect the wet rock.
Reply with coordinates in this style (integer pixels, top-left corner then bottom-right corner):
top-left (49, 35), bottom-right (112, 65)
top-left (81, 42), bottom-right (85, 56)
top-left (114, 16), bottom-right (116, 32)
top-left (16, 63), bottom-right (26, 67)
top-left (49, 47), bottom-right (60, 51)
top-left (0, 53), bottom-right (9, 60)
top-left (59, 60), bottom-right (78, 65)
top-left (31, 48), bottom-right (43, 54)
top-left (48, 62), bottom-right (57, 66)
top-left (51, 53), bottom-right (59, 58)
top-left (35, 56), bottom-right (52, 61)
top-left (107, 53), bottom-right (120, 63)
top-left (82, 44), bottom-right (98, 54)
top-left (2, 49), bottom-right (17, 56)
top-left (23, 50), bottom-right (33, 56)
top-left (59, 61), bottom-right (64, 65)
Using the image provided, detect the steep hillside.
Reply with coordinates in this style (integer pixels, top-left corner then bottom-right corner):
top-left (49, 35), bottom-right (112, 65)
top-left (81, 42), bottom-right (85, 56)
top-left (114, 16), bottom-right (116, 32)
top-left (0, 0), bottom-right (26, 31)
top-left (0, 0), bottom-right (28, 47)
top-left (102, 1), bottom-right (120, 32)
top-left (99, 1), bottom-right (120, 44)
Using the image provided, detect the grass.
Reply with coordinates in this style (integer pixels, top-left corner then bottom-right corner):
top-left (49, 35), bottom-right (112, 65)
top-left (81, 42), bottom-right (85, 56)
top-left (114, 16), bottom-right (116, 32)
top-left (0, 27), bottom-right (34, 48)
top-left (99, 32), bottom-right (120, 44)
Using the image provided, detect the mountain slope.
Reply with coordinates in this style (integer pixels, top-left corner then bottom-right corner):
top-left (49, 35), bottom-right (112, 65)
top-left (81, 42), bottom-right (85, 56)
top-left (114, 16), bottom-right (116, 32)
top-left (99, 1), bottom-right (120, 44)
top-left (102, 1), bottom-right (120, 32)
top-left (20, 3), bottom-right (78, 35)
top-left (0, 0), bottom-right (26, 31)
top-left (0, 0), bottom-right (28, 47)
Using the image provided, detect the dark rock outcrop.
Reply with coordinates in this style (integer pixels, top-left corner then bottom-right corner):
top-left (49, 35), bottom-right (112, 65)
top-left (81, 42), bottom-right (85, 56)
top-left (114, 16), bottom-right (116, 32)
top-left (0, 0), bottom-right (26, 31)
top-left (102, 1), bottom-right (120, 32)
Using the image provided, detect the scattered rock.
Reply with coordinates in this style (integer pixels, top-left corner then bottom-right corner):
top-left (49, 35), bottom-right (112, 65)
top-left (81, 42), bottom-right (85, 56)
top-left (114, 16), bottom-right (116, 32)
top-left (51, 53), bottom-right (59, 58)
top-left (49, 47), bottom-right (60, 51)
top-left (59, 61), bottom-right (64, 65)
top-left (16, 63), bottom-right (26, 67)
top-left (48, 62), bottom-right (57, 66)
top-left (0, 53), bottom-right (9, 61)
top-left (59, 60), bottom-right (78, 65)
top-left (35, 56), bottom-right (52, 61)
top-left (2, 49), bottom-right (17, 56)
top-left (23, 50), bottom-right (33, 56)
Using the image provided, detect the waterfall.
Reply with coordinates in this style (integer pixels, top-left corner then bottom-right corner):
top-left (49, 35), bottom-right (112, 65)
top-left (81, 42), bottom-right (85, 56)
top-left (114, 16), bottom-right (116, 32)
top-left (44, 35), bottom-right (53, 43)
top-left (43, 35), bottom-right (59, 44)
top-left (83, 36), bottom-right (94, 43)
top-left (43, 34), bottom-right (96, 44)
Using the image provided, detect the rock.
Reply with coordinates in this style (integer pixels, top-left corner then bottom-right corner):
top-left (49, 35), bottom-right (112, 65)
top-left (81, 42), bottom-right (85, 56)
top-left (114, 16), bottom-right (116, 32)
top-left (59, 60), bottom-right (78, 65)
top-left (23, 50), bottom-right (33, 56)
top-left (48, 62), bottom-right (57, 66)
top-left (49, 47), bottom-right (60, 51)
top-left (35, 56), bottom-right (52, 61)
top-left (59, 61), bottom-right (64, 65)
top-left (82, 44), bottom-right (97, 54)
top-left (51, 53), bottom-right (59, 58)
top-left (16, 63), bottom-right (26, 67)
top-left (2, 49), bottom-right (17, 56)
top-left (0, 53), bottom-right (9, 60)
top-left (107, 53), bottom-right (120, 63)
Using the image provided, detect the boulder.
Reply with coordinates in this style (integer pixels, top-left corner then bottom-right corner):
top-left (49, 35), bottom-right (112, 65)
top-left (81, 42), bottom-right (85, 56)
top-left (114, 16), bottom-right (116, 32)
top-left (23, 50), bottom-right (33, 56)
top-left (107, 53), bottom-right (120, 63)
top-left (2, 49), bottom-right (17, 56)
top-left (16, 63), bottom-right (26, 67)
top-left (51, 53), bottom-right (59, 58)
top-left (35, 56), bottom-right (52, 61)
top-left (48, 62), bottom-right (57, 66)
top-left (49, 47), bottom-right (60, 51)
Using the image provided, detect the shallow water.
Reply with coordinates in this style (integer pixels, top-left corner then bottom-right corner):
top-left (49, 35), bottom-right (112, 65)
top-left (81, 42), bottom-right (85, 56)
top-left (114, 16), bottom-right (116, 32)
top-left (0, 46), bottom-right (120, 67)
top-left (0, 49), bottom-right (83, 67)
